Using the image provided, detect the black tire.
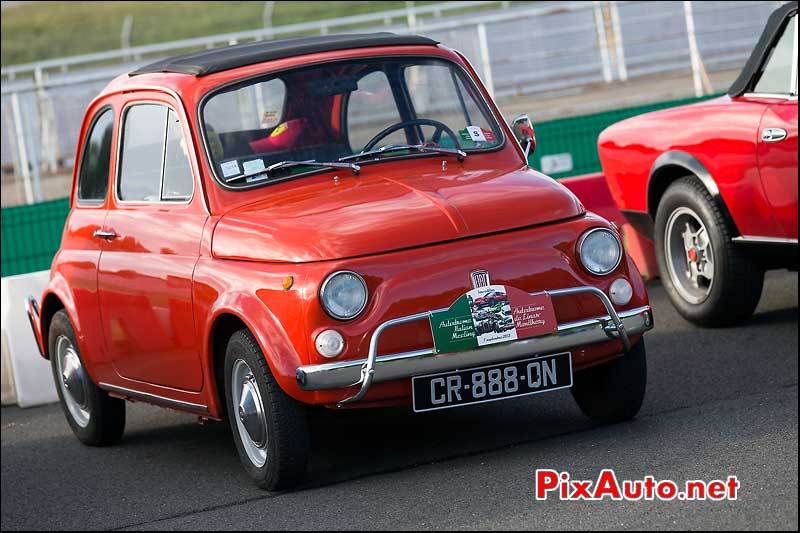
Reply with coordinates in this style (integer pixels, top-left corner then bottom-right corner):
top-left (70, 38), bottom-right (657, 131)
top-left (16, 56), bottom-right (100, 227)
top-left (48, 309), bottom-right (125, 446)
top-left (654, 177), bottom-right (764, 326)
top-left (571, 338), bottom-right (647, 424)
top-left (224, 329), bottom-right (309, 491)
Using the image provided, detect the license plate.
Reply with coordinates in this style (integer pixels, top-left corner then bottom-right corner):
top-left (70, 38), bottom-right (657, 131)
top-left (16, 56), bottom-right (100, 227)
top-left (412, 352), bottom-right (573, 413)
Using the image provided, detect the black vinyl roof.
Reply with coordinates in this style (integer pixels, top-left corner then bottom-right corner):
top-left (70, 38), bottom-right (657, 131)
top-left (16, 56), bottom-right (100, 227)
top-left (728, 1), bottom-right (798, 96)
top-left (129, 33), bottom-right (439, 77)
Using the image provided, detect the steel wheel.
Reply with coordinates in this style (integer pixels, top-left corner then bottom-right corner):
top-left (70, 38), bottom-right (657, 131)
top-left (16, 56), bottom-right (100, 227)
top-left (664, 206), bottom-right (715, 305)
top-left (231, 358), bottom-right (268, 468)
top-left (55, 334), bottom-right (91, 428)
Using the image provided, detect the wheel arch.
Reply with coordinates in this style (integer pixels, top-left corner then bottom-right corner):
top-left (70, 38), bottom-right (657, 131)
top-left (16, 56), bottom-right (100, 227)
top-left (207, 312), bottom-right (249, 419)
top-left (203, 294), bottom-right (307, 417)
top-left (38, 274), bottom-right (79, 361)
top-left (39, 292), bottom-right (66, 360)
top-left (647, 151), bottom-right (740, 236)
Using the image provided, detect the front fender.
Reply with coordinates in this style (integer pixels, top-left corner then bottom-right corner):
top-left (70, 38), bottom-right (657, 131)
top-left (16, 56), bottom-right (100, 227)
top-left (192, 258), bottom-right (313, 414)
top-left (203, 291), bottom-right (307, 407)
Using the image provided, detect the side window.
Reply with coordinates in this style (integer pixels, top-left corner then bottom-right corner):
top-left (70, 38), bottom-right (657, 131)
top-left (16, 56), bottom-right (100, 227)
top-left (119, 104), bottom-right (167, 202)
top-left (77, 108), bottom-right (114, 203)
top-left (162, 110), bottom-right (194, 201)
top-left (118, 104), bottom-right (194, 202)
top-left (754, 15), bottom-right (797, 94)
top-left (346, 71), bottom-right (403, 152)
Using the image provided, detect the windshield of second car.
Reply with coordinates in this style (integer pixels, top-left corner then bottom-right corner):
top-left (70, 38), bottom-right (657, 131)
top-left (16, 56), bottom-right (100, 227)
top-left (201, 57), bottom-right (503, 187)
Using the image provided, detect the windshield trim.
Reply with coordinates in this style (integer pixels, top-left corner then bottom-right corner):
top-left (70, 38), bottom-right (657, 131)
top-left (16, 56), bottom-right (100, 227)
top-left (196, 54), bottom-right (507, 192)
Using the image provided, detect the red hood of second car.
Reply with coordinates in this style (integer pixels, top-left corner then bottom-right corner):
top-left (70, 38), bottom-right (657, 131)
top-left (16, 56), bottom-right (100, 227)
top-left (211, 161), bottom-right (585, 263)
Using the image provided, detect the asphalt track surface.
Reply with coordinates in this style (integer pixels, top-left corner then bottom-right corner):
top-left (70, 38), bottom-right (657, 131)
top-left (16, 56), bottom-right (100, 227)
top-left (2, 271), bottom-right (797, 530)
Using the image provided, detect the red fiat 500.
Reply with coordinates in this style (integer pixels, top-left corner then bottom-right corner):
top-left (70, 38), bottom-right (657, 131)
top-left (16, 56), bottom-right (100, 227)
top-left (27, 33), bottom-right (653, 490)
top-left (599, 2), bottom-right (798, 327)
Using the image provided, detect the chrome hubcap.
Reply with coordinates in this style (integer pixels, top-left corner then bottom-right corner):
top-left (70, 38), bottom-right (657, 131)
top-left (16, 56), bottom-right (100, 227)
top-left (238, 375), bottom-right (266, 447)
top-left (231, 359), bottom-right (268, 467)
top-left (665, 207), bottom-right (715, 304)
top-left (55, 335), bottom-right (90, 427)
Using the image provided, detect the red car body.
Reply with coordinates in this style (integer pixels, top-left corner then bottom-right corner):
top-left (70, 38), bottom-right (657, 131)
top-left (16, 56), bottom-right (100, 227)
top-left (599, 2), bottom-right (798, 274)
top-left (25, 36), bottom-right (652, 455)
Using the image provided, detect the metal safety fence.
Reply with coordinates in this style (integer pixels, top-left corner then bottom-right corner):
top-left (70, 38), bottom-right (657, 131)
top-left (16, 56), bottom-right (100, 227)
top-left (0, 92), bottom-right (720, 278)
top-left (0, 1), bottom-right (782, 207)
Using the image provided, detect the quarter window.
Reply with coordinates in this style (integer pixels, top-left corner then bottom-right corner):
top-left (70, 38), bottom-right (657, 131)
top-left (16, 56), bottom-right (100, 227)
top-left (118, 104), bottom-right (194, 202)
top-left (162, 110), bottom-right (194, 201)
top-left (77, 108), bottom-right (114, 203)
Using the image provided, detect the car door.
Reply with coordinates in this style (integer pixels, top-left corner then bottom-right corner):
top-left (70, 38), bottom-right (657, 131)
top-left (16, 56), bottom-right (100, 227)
top-left (759, 100), bottom-right (798, 239)
top-left (753, 13), bottom-right (798, 239)
top-left (63, 104), bottom-right (116, 369)
top-left (97, 94), bottom-right (208, 391)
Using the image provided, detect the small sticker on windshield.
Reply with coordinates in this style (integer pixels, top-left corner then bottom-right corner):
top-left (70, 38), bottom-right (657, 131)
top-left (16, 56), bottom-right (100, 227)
top-left (465, 126), bottom-right (487, 142)
top-left (243, 159), bottom-right (266, 174)
top-left (261, 110), bottom-right (279, 128)
top-left (221, 160), bottom-right (240, 178)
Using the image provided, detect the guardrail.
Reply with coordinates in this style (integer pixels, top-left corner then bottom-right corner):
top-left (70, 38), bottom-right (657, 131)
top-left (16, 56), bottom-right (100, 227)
top-left (0, 1), bottom-right (507, 81)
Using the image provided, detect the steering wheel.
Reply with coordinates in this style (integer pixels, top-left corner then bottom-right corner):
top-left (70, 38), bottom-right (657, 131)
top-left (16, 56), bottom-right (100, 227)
top-left (362, 118), bottom-right (462, 152)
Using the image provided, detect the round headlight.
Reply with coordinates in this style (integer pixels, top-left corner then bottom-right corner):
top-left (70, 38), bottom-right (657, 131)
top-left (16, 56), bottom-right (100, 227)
top-left (319, 271), bottom-right (368, 320)
top-left (577, 228), bottom-right (622, 276)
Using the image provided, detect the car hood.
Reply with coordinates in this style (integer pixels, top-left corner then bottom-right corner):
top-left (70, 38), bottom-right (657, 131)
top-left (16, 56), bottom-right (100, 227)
top-left (211, 163), bottom-right (584, 263)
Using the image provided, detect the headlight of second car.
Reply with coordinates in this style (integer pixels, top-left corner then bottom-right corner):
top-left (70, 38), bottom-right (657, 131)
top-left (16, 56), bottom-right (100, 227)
top-left (577, 228), bottom-right (622, 275)
top-left (319, 270), bottom-right (368, 320)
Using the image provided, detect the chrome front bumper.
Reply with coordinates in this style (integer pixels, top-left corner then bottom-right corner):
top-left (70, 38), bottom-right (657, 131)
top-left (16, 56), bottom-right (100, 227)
top-left (296, 286), bottom-right (654, 407)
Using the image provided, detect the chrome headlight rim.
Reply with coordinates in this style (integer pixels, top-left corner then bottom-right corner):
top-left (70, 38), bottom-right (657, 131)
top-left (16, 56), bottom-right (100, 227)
top-left (319, 270), bottom-right (369, 321)
top-left (577, 227), bottom-right (623, 276)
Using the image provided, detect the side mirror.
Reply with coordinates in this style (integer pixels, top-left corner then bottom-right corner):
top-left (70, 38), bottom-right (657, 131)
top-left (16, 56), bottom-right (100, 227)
top-left (511, 114), bottom-right (536, 158)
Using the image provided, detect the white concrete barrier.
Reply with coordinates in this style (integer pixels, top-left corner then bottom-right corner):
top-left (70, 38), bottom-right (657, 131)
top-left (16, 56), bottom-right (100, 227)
top-left (1, 270), bottom-right (58, 407)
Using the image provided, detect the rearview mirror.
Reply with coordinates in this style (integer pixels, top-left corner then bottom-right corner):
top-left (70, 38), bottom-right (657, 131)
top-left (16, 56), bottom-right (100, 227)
top-left (511, 114), bottom-right (536, 158)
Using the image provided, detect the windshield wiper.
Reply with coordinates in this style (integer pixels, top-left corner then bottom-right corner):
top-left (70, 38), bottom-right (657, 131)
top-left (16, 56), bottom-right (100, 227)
top-left (224, 159), bottom-right (360, 184)
top-left (339, 144), bottom-right (466, 163)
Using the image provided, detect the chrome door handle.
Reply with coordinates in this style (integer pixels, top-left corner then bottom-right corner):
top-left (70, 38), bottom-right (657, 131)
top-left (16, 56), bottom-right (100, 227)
top-left (761, 128), bottom-right (787, 142)
top-left (92, 229), bottom-right (117, 239)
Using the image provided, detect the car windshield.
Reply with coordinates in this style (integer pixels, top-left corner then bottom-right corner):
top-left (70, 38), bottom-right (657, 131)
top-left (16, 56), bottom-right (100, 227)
top-left (201, 57), bottom-right (503, 188)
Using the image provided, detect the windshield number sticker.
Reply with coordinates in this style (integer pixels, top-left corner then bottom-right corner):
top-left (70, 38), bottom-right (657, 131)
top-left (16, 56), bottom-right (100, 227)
top-left (221, 160), bottom-right (240, 178)
top-left (465, 126), bottom-right (487, 142)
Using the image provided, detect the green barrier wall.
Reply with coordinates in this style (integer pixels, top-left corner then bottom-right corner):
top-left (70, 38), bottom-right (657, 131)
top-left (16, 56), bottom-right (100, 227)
top-left (527, 94), bottom-right (722, 177)
top-left (1, 197), bottom-right (71, 277)
top-left (0, 93), bottom-right (722, 277)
